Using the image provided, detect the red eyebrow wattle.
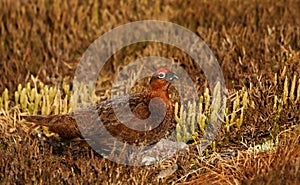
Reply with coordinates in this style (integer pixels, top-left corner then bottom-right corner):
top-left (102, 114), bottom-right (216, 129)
top-left (156, 68), bottom-right (171, 74)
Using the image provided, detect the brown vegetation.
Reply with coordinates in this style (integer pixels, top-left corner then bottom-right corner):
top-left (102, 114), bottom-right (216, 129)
top-left (0, 0), bottom-right (299, 184)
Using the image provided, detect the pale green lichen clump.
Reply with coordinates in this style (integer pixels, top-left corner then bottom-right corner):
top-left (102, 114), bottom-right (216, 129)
top-left (174, 72), bottom-right (300, 143)
top-left (3, 77), bottom-right (98, 116)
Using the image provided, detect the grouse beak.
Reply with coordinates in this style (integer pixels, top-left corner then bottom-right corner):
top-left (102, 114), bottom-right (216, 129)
top-left (166, 71), bottom-right (178, 82)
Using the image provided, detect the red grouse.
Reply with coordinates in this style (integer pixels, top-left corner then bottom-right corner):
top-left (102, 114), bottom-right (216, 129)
top-left (23, 68), bottom-right (179, 147)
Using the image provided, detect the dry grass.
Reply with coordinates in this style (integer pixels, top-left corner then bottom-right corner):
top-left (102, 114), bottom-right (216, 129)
top-left (180, 126), bottom-right (300, 185)
top-left (1, 0), bottom-right (300, 184)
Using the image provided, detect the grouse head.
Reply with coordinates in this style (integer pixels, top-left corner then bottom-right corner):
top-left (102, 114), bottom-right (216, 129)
top-left (149, 68), bottom-right (178, 92)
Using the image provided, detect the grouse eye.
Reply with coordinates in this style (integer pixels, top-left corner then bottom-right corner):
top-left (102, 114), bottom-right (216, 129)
top-left (157, 72), bottom-right (166, 79)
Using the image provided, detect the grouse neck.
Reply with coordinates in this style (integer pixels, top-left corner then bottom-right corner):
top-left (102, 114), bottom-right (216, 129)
top-left (147, 88), bottom-right (171, 109)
